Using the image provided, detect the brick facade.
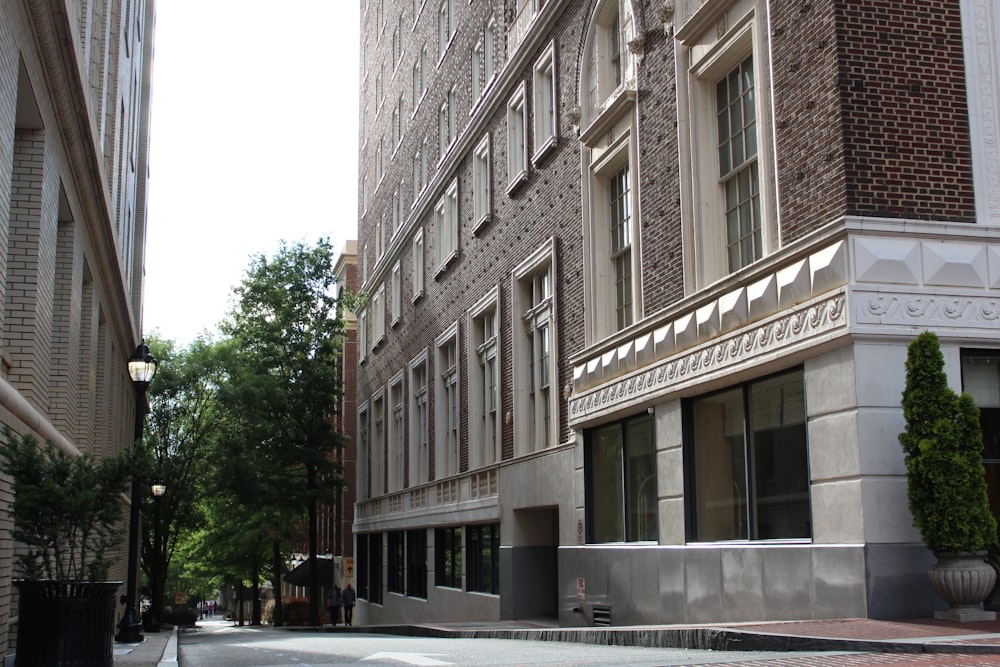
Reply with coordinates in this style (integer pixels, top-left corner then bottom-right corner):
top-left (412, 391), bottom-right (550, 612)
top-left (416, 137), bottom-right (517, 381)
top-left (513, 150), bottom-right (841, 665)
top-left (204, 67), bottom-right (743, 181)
top-left (355, 0), bottom-right (1000, 626)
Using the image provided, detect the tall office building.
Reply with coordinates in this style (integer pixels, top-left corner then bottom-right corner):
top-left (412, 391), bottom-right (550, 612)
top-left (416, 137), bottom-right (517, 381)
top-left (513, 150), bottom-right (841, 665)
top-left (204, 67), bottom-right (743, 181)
top-left (0, 0), bottom-right (156, 653)
top-left (355, 0), bottom-right (1000, 625)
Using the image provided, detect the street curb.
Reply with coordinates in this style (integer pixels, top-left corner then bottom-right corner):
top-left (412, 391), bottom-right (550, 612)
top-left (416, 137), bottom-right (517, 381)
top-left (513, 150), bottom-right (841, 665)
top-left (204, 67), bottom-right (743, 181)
top-left (283, 623), bottom-right (1000, 655)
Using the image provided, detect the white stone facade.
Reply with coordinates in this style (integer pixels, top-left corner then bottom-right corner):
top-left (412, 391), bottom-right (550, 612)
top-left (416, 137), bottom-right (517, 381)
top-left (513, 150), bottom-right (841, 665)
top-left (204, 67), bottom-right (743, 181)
top-left (0, 0), bottom-right (155, 656)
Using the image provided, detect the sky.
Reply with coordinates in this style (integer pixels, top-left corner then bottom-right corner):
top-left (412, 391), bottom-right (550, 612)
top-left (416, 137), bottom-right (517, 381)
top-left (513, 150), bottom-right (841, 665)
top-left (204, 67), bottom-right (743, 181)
top-left (143, 1), bottom-right (361, 346)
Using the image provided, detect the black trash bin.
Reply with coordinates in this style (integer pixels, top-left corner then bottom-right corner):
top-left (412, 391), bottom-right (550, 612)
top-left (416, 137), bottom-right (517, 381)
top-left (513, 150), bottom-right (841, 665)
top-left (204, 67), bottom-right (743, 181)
top-left (14, 581), bottom-right (121, 667)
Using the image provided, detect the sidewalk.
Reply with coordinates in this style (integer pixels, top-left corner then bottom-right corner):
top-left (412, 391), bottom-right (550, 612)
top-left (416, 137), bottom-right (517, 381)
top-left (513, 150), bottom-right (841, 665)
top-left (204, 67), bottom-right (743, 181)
top-left (113, 627), bottom-right (177, 667)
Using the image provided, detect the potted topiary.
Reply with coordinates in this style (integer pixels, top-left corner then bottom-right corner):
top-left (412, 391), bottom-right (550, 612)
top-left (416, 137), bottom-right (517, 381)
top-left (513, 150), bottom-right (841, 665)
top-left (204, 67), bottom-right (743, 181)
top-left (899, 331), bottom-right (998, 621)
top-left (0, 427), bottom-right (137, 666)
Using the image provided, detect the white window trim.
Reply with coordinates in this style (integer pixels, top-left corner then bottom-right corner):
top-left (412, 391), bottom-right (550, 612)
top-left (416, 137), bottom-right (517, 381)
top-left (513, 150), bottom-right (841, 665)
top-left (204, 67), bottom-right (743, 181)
top-left (581, 120), bottom-right (642, 343)
top-left (358, 401), bottom-right (371, 499)
top-left (472, 134), bottom-right (492, 233)
top-left (434, 321), bottom-right (462, 479)
top-left (511, 238), bottom-right (559, 457)
top-left (359, 307), bottom-right (369, 363)
top-left (391, 259), bottom-right (402, 327)
top-left (408, 349), bottom-right (430, 485)
top-left (676, 2), bottom-right (778, 291)
top-left (532, 40), bottom-right (558, 165)
top-left (372, 283), bottom-right (386, 347)
top-left (433, 178), bottom-right (460, 276)
top-left (371, 388), bottom-right (386, 497)
top-left (467, 285), bottom-right (501, 469)
top-left (388, 370), bottom-right (406, 493)
top-left (412, 227), bottom-right (425, 302)
top-left (506, 82), bottom-right (529, 194)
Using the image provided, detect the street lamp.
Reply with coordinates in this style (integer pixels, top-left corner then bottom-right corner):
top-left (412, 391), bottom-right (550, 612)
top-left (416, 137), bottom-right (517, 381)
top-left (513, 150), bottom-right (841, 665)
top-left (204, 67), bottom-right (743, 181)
top-left (116, 341), bottom-right (158, 644)
top-left (149, 478), bottom-right (166, 632)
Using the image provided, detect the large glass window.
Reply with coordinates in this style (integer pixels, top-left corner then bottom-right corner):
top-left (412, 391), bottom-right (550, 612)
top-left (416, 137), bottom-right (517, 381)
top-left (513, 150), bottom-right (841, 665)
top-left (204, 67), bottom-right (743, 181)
top-left (687, 368), bottom-right (810, 541)
top-left (387, 531), bottom-right (405, 594)
top-left (435, 527), bottom-right (462, 588)
top-left (406, 529), bottom-right (428, 598)
top-left (961, 350), bottom-right (1000, 522)
top-left (358, 532), bottom-right (383, 603)
top-left (466, 524), bottom-right (499, 594)
top-left (609, 164), bottom-right (633, 330)
top-left (586, 413), bottom-right (657, 542)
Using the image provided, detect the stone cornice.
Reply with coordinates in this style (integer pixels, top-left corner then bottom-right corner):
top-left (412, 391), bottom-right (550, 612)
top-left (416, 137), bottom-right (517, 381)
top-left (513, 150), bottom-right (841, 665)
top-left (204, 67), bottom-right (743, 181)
top-left (26, 0), bottom-right (138, 347)
top-left (568, 292), bottom-right (847, 426)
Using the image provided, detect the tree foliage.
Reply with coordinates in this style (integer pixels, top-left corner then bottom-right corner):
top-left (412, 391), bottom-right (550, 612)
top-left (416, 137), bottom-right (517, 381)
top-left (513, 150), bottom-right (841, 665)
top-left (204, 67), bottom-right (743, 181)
top-left (0, 428), bottom-right (136, 581)
top-left (217, 238), bottom-right (348, 625)
top-left (899, 331), bottom-right (997, 553)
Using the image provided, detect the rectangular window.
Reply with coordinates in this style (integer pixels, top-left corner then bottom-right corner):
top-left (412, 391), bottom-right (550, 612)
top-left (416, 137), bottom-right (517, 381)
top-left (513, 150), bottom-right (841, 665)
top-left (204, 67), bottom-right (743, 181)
top-left (359, 308), bottom-right (369, 361)
top-left (412, 46), bottom-right (426, 109)
top-left (391, 260), bottom-right (402, 326)
top-left (609, 165), bottom-right (633, 330)
top-left (388, 374), bottom-right (405, 491)
top-left (513, 241), bottom-right (557, 456)
top-left (360, 532), bottom-right (383, 604)
top-left (687, 368), bottom-right (810, 541)
top-left (718, 55), bottom-right (761, 272)
top-left (392, 17), bottom-right (402, 69)
top-left (409, 354), bottom-right (429, 484)
top-left (438, 0), bottom-right (455, 58)
top-left (485, 20), bottom-right (496, 86)
top-left (372, 284), bottom-right (385, 345)
top-left (406, 529), bottom-right (428, 598)
top-left (372, 392), bottom-right (385, 497)
top-left (392, 98), bottom-right (402, 149)
top-left (433, 178), bottom-right (459, 273)
top-left (435, 527), bottom-right (462, 588)
top-left (358, 404), bottom-right (370, 499)
top-left (357, 533), bottom-right (369, 599)
top-left (469, 289), bottom-right (499, 468)
top-left (387, 531), bottom-right (405, 594)
top-left (586, 413), bottom-right (657, 543)
top-left (961, 351), bottom-right (1000, 519)
top-left (436, 326), bottom-right (460, 477)
top-left (532, 42), bottom-right (558, 161)
top-left (412, 228), bottom-right (425, 300)
top-left (439, 99), bottom-right (450, 157)
top-left (473, 40), bottom-right (485, 100)
top-left (473, 135), bottom-right (491, 230)
top-left (506, 84), bottom-right (528, 191)
top-left (466, 524), bottom-right (500, 594)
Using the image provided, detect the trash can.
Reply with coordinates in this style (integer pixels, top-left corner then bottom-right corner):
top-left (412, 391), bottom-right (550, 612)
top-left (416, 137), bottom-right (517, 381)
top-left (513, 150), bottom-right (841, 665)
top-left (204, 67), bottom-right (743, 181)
top-left (14, 580), bottom-right (121, 666)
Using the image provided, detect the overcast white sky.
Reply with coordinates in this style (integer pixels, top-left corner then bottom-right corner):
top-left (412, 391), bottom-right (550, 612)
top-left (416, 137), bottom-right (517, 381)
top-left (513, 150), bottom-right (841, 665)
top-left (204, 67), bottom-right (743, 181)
top-left (143, 1), bottom-right (361, 346)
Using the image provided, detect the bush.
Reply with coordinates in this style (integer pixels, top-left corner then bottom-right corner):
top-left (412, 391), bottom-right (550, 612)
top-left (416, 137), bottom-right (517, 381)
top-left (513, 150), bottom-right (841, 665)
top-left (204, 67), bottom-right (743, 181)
top-left (163, 607), bottom-right (198, 627)
top-left (281, 597), bottom-right (310, 626)
top-left (899, 331), bottom-right (997, 552)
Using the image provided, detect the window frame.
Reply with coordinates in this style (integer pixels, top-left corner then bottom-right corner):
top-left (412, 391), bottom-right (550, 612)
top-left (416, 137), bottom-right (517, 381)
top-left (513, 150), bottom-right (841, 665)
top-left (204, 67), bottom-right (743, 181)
top-left (433, 178), bottom-right (459, 276)
top-left (677, 2), bottom-right (777, 290)
top-left (391, 259), bottom-right (402, 327)
top-left (532, 40), bottom-right (558, 164)
top-left (466, 523), bottom-right (500, 594)
top-left (435, 526), bottom-right (462, 589)
top-left (412, 227), bottom-right (425, 301)
top-left (512, 238), bottom-right (558, 457)
top-left (506, 82), bottom-right (529, 194)
top-left (467, 286), bottom-right (501, 469)
top-left (684, 367), bottom-right (812, 543)
top-left (408, 350), bottom-right (430, 485)
top-left (388, 371), bottom-right (406, 492)
top-left (435, 322), bottom-right (462, 478)
top-left (472, 134), bottom-right (492, 232)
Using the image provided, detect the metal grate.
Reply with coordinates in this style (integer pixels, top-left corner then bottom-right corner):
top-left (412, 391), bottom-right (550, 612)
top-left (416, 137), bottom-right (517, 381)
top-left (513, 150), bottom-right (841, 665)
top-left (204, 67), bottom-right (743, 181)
top-left (592, 603), bottom-right (612, 626)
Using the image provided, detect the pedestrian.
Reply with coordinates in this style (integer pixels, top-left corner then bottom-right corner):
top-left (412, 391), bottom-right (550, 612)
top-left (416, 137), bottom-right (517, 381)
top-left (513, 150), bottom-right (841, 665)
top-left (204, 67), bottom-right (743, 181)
top-left (327, 585), bottom-right (342, 625)
top-left (341, 581), bottom-right (356, 626)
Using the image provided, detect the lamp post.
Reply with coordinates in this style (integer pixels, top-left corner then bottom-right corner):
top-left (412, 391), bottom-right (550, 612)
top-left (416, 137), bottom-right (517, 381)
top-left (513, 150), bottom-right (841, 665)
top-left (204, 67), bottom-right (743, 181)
top-left (149, 478), bottom-right (166, 632)
top-left (116, 341), bottom-right (158, 644)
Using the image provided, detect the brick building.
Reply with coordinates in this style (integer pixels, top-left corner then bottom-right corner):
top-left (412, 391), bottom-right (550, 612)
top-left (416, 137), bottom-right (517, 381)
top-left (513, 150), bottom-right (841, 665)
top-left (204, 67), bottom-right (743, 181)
top-left (354, 0), bottom-right (1000, 625)
top-left (0, 0), bottom-right (155, 654)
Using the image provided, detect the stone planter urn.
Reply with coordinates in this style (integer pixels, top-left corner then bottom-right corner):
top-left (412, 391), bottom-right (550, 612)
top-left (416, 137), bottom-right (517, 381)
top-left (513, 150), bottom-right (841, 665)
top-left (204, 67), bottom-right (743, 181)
top-left (928, 552), bottom-right (997, 622)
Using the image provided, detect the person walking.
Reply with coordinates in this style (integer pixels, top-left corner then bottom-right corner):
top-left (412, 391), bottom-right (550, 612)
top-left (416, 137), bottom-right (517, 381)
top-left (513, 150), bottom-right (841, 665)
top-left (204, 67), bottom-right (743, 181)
top-left (341, 581), bottom-right (357, 626)
top-left (327, 585), bottom-right (342, 626)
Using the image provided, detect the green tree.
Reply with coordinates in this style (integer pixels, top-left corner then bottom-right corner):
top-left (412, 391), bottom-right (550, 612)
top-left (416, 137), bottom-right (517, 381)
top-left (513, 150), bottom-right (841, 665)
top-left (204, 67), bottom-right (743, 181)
top-left (899, 331), bottom-right (997, 552)
top-left (219, 238), bottom-right (348, 626)
top-left (141, 334), bottom-right (226, 625)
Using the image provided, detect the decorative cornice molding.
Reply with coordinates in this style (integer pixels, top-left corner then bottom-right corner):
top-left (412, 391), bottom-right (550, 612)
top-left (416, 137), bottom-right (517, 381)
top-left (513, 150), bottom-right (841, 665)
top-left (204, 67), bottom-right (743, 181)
top-left (569, 293), bottom-right (847, 425)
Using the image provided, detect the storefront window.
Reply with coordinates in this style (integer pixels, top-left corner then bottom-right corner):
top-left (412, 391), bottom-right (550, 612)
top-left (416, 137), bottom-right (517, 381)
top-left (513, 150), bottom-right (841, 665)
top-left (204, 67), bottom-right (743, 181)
top-left (687, 368), bottom-right (811, 541)
top-left (586, 413), bottom-right (657, 542)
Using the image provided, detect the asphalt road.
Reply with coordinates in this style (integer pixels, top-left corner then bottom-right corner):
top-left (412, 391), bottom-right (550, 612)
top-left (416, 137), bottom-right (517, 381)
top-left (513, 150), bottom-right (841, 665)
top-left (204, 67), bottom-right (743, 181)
top-left (176, 620), bottom-right (1000, 667)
